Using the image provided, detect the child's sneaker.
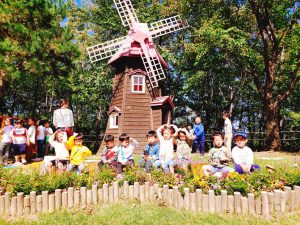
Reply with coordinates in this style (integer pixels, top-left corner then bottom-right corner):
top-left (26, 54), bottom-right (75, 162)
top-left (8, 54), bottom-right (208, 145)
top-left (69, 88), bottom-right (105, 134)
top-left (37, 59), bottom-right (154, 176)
top-left (21, 159), bottom-right (27, 164)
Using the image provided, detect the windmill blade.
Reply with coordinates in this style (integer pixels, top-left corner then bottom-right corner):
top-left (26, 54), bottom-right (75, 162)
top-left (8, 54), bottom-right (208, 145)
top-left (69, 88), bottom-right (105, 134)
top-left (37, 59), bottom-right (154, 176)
top-left (113, 0), bottom-right (139, 28)
top-left (87, 36), bottom-right (127, 62)
top-left (139, 43), bottom-right (166, 88)
top-left (149, 15), bottom-right (189, 39)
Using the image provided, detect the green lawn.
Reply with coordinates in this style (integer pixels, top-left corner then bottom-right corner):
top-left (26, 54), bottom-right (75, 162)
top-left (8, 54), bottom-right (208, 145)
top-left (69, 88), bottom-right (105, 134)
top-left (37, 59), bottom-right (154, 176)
top-left (86, 151), bottom-right (300, 169)
top-left (4, 152), bottom-right (299, 225)
top-left (2, 202), bottom-right (300, 225)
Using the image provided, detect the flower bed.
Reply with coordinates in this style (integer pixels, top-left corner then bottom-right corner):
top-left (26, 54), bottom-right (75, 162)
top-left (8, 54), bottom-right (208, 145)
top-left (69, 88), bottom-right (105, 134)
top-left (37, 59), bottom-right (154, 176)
top-left (0, 164), bottom-right (300, 218)
top-left (0, 164), bottom-right (299, 198)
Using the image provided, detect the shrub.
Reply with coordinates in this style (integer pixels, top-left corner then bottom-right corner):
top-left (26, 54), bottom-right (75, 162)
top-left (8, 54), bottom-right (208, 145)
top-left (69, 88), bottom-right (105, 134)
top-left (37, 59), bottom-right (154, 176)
top-left (281, 167), bottom-right (300, 186)
top-left (123, 165), bottom-right (148, 185)
top-left (150, 169), bottom-right (178, 188)
top-left (221, 172), bottom-right (250, 196)
top-left (96, 165), bottom-right (116, 186)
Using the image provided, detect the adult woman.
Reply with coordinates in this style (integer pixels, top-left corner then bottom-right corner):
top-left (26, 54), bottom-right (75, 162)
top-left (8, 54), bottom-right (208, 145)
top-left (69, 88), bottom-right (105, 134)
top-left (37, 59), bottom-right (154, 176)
top-left (53, 99), bottom-right (74, 136)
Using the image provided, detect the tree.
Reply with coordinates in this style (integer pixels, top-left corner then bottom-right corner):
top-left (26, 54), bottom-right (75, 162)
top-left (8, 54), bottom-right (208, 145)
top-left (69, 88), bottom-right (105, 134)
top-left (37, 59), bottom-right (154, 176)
top-left (183, 0), bottom-right (300, 150)
top-left (0, 0), bottom-right (79, 113)
top-left (247, 0), bottom-right (300, 150)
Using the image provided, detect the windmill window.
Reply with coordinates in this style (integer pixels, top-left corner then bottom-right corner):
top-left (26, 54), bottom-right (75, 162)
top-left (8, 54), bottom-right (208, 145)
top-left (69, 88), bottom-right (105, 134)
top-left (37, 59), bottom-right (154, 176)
top-left (131, 75), bottom-right (145, 93)
top-left (109, 114), bottom-right (119, 129)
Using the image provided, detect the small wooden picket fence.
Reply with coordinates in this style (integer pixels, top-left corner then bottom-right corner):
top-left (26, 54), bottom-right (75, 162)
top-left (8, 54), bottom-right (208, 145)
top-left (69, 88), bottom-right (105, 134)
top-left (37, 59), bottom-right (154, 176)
top-left (0, 182), bottom-right (299, 219)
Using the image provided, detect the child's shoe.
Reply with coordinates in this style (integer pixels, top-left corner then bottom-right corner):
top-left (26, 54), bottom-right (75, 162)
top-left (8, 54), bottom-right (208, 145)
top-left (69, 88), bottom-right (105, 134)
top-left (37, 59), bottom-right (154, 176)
top-left (21, 159), bottom-right (27, 164)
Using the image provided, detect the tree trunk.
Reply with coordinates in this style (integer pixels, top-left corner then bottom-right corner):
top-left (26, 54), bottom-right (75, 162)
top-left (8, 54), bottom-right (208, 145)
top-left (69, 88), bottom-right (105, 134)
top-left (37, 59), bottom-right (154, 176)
top-left (264, 102), bottom-right (281, 151)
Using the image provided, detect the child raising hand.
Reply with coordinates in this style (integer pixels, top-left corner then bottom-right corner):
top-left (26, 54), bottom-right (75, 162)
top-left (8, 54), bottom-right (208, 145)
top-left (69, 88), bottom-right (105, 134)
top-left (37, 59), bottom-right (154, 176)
top-left (157, 124), bottom-right (178, 172)
top-left (67, 133), bottom-right (92, 174)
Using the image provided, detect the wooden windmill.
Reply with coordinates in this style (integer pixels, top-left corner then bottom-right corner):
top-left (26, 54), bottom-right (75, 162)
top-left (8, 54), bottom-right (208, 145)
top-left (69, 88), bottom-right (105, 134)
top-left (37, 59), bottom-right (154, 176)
top-left (87, 0), bottom-right (189, 151)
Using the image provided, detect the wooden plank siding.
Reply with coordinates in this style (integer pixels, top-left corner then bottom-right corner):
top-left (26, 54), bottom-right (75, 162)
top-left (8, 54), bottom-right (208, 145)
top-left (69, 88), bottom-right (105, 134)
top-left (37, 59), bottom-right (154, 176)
top-left (98, 57), bottom-right (168, 155)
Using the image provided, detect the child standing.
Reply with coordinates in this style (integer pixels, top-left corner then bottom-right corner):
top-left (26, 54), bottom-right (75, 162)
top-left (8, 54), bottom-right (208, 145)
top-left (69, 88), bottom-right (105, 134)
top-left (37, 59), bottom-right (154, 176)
top-left (67, 133), bottom-right (92, 174)
top-left (98, 135), bottom-right (118, 168)
top-left (0, 118), bottom-right (13, 165)
top-left (202, 132), bottom-right (234, 177)
top-left (193, 117), bottom-right (205, 155)
top-left (10, 119), bottom-right (29, 165)
top-left (27, 117), bottom-right (37, 162)
top-left (232, 131), bottom-right (260, 174)
top-left (157, 124), bottom-right (178, 172)
top-left (36, 120), bottom-right (45, 160)
top-left (48, 130), bottom-right (69, 174)
top-left (138, 130), bottom-right (160, 173)
top-left (169, 128), bottom-right (192, 174)
top-left (223, 111), bottom-right (233, 153)
top-left (117, 133), bottom-right (138, 176)
top-left (44, 120), bottom-right (53, 155)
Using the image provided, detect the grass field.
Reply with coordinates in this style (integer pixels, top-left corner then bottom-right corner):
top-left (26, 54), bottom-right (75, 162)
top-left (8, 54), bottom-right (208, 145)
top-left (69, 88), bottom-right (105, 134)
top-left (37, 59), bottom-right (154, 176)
top-left (3, 151), bottom-right (299, 225)
top-left (1, 202), bottom-right (300, 225)
top-left (85, 151), bottom-right (300, 169)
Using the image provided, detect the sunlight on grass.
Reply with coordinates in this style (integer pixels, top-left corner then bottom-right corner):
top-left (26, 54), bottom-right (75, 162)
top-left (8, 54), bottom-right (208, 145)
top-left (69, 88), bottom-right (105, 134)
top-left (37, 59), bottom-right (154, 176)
top-left (2, 202), bottom-right (300, 225)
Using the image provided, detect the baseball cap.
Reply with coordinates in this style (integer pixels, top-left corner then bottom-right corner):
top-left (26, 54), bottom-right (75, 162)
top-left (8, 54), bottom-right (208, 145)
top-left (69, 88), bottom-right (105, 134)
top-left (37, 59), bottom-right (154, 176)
top-left (234, 130), bottom-right (247, 138)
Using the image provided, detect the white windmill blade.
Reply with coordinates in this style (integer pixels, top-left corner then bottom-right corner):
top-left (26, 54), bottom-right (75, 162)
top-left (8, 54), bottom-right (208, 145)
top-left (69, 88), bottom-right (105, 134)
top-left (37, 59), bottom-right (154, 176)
top-left (113, 0), bottom-right (139, 28)
top-left (139, 43), bottom-right (166, 88)
top-left (149, 15), bottom-right (189, 39)
top-left (87, 36), bottom-right (127, 62)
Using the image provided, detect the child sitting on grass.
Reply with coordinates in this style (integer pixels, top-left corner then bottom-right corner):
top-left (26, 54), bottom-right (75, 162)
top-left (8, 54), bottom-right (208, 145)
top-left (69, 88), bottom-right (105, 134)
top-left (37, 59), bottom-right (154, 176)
top-left (138, 130), bottom-right (160, 173)
top-left (117, 133), bottom-right (138, 177)
top-left (202, 132), bottom-right (234, 177)
top-left (157, 124), bottom-right (178, 172)
top-left (98, 134), bottom-right (118, 169)
top-left (232, 130), bottom-right (260, 174)
top-left (169, 128), bottom-right (192, 174)
top-left (67, 133), bottom-right (92, 174)
top-left (47, 130), bottom-right (69, 174)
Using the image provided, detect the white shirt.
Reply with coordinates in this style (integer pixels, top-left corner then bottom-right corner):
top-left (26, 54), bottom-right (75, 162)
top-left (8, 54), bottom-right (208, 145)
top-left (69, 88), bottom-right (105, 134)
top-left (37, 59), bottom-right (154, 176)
top-left (157, 133), bottom-right (174, 160)
top-left (2, 125), bottom-right (13, 143)
top-left (45, 127), bottom-right (53, 137)
top-left (49, 133), bottom-right (69, 160)
top-left (27, 125), bottom-right (36, 144)
top-left (53, 108), bottom-right (74, 128)
top-left (118, 142), bottom-right (138, 162)
top-left (50, 141), bottom-right (69, 160)
top-left (37, 125), bottom-right (45, 140)
top-left (232, 146), bottom-right (253, 165)
top-left (224, 118), bottom-right (232, 134)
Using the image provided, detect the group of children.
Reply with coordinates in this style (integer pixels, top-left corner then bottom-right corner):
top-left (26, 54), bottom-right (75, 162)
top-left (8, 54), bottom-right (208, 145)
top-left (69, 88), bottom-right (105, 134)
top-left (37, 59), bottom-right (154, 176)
top-left (1, 111), bottom-right (260, 177)
top-left (202, 130), bottom-right (260, 177)
top-left (0, 118), bottom-right (54, 165)
top-left (99, 116), bottom-right (260, 177)
top-left (44, 129), bottom-right (91, 174)
top-left (0, 117), bottom-right (92, 174)
top-left (99, 124), bottom-right (194, 177)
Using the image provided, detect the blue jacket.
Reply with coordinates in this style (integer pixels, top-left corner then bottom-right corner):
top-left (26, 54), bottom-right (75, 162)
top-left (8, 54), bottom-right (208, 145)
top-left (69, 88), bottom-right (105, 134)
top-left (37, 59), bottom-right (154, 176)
top-left (142, 142), bottom-right (160, 161)
top-left (193, 123), bottom-right (204, 138)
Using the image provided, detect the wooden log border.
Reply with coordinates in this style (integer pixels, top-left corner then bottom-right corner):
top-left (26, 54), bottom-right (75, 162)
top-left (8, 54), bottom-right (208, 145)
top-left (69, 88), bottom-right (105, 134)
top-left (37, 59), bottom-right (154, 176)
top-left (0, 185), bottom-right (299, 218)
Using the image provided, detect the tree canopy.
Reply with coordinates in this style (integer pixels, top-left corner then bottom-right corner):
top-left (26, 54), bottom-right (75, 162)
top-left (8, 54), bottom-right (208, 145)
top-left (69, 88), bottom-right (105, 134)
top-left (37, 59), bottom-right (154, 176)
top-left (0, 0), bottom-right (299, 151)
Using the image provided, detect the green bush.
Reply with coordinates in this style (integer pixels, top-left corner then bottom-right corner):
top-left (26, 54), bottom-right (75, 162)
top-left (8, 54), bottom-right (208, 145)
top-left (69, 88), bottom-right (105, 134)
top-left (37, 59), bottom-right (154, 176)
top-left (0, 162), bottom-right (299, 197)
top-left (150, 169), bottom-right (178, 188)
top-left (123, 165), bottom-right (148, 185)
top-left (282, 167), bottom-right (300, 186)
top-left (97, 165), bottom-right (116, 186)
